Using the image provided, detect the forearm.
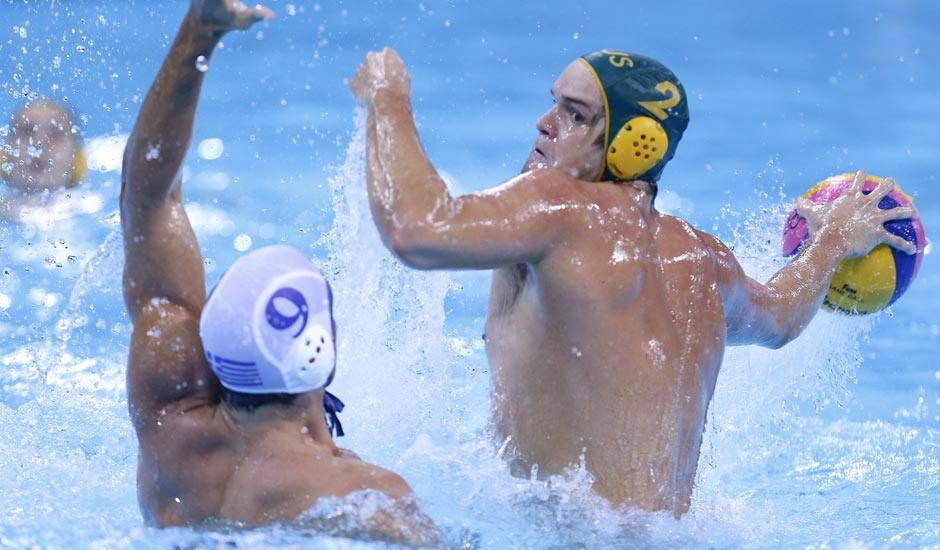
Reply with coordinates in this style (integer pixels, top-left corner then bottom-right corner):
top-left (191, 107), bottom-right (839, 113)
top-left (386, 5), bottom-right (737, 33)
top-left (120, 10), bottom-right (216, 318)
top-left (756, 227), bottom-right (850, 345)
top-left (122, 11), bottom-right (221, 204)
top-left (367, 90), bottom-right (453, 243)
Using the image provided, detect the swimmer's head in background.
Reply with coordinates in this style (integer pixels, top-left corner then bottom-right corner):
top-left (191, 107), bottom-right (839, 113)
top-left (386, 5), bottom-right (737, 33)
top-left (200, 245), bottom-right (337, 396)
top-left (1, 99), bottom-right (85, 192)
top-left (579, 50), bottom-right (689, 183)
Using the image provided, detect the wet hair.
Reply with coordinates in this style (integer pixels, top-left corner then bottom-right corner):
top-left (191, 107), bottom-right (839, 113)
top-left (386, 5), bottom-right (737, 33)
top-left (220, 386), bottom-right (298, 412)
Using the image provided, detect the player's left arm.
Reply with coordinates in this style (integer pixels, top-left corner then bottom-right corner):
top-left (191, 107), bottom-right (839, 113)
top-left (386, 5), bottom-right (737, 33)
top-left (713, 170), bottom-right (917, 348)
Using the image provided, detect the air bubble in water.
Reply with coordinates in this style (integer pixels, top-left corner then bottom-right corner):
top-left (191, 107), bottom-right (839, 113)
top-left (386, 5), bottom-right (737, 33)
top-left (195, 55), bottom-right (209, 73)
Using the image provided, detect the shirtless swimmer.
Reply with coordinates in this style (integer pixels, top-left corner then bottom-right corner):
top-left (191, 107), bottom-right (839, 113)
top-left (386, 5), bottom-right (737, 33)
top-left (121, 2), bottom-right (435, 544)
top-left (351, 48), bottom-right (918, 516)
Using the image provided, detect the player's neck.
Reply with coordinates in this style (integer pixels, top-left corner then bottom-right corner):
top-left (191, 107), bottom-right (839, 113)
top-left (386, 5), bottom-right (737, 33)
top-left (226, 400), bottom-right (335, 449)
top-left (617, 179), bottom-right (656, 213)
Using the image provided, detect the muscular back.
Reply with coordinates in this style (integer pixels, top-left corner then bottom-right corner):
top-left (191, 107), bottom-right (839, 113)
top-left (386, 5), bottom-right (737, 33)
top-left (486, 182), bottom-right (726, 515)
top-left (128, 306), bottom-right (412, 529)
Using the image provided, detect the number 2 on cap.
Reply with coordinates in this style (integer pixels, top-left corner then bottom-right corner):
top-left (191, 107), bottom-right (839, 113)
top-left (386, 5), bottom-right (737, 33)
top-left (638, 81), bottom-right (682, 121)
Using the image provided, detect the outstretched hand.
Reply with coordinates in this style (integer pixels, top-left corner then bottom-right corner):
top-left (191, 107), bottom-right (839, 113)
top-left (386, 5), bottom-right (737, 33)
top-left (190, 0), bottom-right (274, 32)
top-left (795, 170), bottom-right (918, 258)
top-left (351, 48), bottom-right (412, 105)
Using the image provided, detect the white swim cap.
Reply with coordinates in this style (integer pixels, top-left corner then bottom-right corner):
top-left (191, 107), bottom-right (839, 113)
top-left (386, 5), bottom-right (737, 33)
top-left (199, 245), bottom-right (336, 395)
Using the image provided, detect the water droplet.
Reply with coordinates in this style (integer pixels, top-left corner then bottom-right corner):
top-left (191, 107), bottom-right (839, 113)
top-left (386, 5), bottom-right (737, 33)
top-left (195, 55), bottom-right (209, 73)
top-left (234, 234), bottom-right (252, 252)
top-left (197, 138), bottom-right (224, 160)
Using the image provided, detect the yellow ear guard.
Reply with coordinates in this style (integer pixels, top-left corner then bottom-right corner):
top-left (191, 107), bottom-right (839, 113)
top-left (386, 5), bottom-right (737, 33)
top-left (607, 116), bottom-right (669, 181)
top-left (580, 50), bottom-right (689, 183)
top-left (69, 148), bottom-right (86, 186)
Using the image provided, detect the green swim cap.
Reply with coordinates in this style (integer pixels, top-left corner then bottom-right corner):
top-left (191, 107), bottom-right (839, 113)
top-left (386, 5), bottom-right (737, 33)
top-left (579, 50), bottom-right (689, 183)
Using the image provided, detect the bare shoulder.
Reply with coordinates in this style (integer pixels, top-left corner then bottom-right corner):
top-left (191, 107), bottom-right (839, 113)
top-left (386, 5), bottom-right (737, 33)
top-left (485, 168), bottom-right (593, 204)
top-left (683, 224), bottom-right (747, 296)
top-left (339, 456), bottom-right (413, 499)
top-left (690, 227), bottom-right (742, 272)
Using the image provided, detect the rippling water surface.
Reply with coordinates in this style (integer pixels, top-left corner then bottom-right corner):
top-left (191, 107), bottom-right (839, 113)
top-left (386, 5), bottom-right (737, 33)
top-left (0, 1), bottom-right (937, 547)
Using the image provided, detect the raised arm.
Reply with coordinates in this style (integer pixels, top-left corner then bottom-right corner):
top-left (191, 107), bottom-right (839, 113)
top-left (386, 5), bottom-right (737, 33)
top-left (714, 170), bottom-right (918, 348)
top-left (121, 1), bottom-right (272, 428)
top-left (351, 48), bottom-right (579, 270)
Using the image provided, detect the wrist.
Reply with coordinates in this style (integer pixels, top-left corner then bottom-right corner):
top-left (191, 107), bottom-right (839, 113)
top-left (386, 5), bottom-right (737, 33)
top-left (373, 87), bottom-right (411, 110)
top-left (809, 223), bottom-right (851, 258)
top-left (183, 10), bottom-right (228, 43)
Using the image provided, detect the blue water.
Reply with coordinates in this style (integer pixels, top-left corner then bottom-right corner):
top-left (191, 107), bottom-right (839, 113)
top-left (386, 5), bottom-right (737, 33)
top-left (1, 0), bottom-right (938, 547)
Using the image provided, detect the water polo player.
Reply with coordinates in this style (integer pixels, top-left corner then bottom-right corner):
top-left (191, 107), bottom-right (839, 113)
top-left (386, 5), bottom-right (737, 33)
top-left (1, 99), bottom-right (86, 216)
top-left (352, 48), bottom-right (918, 516)
top-left (120, 2), bottom-right (435, 544)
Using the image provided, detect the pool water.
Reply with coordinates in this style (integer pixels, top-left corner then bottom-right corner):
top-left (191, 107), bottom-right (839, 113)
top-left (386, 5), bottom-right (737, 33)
top-left (1, 1), bottom-right (937, 547)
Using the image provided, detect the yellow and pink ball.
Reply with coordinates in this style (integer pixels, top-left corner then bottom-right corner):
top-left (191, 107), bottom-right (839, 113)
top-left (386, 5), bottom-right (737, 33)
top-left (782, 173), bottom-right (927, 315)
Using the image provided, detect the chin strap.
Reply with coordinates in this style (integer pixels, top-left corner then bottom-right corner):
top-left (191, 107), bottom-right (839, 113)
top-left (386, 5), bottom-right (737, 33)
top-left (323, 390), bottom-right (345, 437)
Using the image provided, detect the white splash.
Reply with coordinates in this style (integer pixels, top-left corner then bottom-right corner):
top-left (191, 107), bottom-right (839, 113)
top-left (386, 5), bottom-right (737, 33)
top-left (84, 134), bottom-right (129, 173)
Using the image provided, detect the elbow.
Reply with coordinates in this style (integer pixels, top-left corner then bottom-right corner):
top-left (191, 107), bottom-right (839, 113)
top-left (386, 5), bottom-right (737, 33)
top-left (768, 323), bottom-right (806, 350)
top-left (384, 225), bottom-right (439, 270)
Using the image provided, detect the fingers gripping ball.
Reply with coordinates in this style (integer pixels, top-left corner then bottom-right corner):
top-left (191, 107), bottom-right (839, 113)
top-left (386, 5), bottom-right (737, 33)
top-left (782, 173), bottom-right (927, 315)
top-left (607, 116), bottom-right (668, 180)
